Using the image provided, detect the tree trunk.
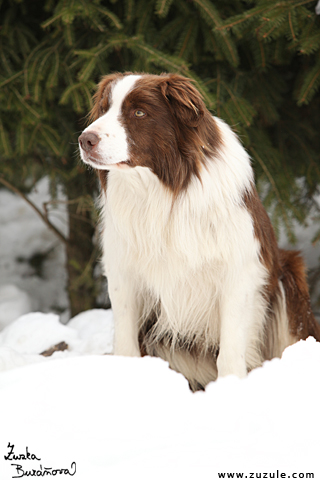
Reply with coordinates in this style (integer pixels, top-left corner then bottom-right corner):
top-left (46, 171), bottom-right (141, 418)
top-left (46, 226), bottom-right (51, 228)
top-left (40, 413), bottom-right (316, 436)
top-left (65, 169), bottom-right (96, 317)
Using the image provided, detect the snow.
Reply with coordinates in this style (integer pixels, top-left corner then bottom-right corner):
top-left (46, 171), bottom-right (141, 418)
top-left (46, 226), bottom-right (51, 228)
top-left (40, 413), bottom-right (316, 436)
top-left (67, 309), bottom-right (114, 354)
top-left (0, 310), bottom-right (114, 372)
top-left (1, 180), bottom-right (320, 478)
top-left (0, 311), bottom-right (319, 478)
top-left (0, 178), bottom-right (69, 322)
top-left (0, 312), bottom-right (77, 356)
top-left (0, 285), bottom-right (33, 330)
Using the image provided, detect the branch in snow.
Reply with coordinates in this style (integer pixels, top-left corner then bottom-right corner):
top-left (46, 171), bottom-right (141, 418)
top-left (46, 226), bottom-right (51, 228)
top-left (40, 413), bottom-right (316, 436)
top-left (0, 176), bottom-right (68, 245)
top-left (41, 341), bottom-right (69, 357)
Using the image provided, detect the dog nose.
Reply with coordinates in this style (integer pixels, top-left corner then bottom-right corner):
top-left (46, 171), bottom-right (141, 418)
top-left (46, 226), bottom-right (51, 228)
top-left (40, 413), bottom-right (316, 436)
top-left (78, 132), bottom-right (100, 152)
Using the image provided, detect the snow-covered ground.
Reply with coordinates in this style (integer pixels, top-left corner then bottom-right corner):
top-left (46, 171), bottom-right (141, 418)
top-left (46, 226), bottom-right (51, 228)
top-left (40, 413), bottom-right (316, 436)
top-left (0, 310), bottom-right (320, 479)
top-left (1, 180), bottom-right (320, 479)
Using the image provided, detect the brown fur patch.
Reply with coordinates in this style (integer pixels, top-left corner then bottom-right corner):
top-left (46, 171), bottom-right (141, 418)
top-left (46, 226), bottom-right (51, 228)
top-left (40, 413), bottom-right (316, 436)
top-left (121, 74), bottom-right (221, 195)
top-left (279, 249), bottom-right (320, 341)
top-left (89, 73), bottom-right (221, 195)
top-left (243, 186), bottom-right (280, 298)
top-left (244, 186), bottom-right (320, 343)
top-left (97, 170), bottom-right (108, 192)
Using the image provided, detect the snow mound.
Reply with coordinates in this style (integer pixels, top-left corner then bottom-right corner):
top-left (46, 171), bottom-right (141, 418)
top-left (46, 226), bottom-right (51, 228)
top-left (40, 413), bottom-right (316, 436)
top-left (0, 312), bottom-right (77, 355)
top-left (67, 308), bottom-right (114, 354)
top-left (0, 284), bottom-right (33, 329)
top-left (0, 311), bottom-right (319, 479)
top-left (0, 310), bottom-right (113, 371)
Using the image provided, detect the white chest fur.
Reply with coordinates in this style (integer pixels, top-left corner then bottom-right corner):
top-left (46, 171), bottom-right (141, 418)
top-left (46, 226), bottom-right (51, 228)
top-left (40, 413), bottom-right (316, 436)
top-left (101, 152), bottom-right (265, 350)
top-left (99, 117), bottom-right (272, 388)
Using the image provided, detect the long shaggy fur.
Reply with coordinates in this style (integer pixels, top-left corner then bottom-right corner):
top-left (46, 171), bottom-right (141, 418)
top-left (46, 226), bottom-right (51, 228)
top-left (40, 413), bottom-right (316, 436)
top-left (78, 72), bottom-right (320, 391)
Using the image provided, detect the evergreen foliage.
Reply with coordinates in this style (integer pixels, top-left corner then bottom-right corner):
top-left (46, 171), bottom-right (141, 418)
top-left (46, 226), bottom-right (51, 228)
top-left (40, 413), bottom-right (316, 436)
top-left (1, 0), bottom-right (320, 312)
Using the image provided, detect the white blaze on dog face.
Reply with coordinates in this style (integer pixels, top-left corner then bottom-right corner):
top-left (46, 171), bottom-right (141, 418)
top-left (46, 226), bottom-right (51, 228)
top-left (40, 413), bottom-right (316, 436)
top-left (79, 75), bottom-right (141, 169)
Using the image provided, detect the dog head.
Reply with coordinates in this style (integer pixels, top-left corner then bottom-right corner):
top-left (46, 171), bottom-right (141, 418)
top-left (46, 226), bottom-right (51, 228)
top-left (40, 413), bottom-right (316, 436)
top-left (78, 73), bottom-right (220, 193)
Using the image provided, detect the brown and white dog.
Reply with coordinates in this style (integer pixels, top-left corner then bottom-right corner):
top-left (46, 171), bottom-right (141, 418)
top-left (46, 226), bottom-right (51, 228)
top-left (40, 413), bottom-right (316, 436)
top-left (79, 72), bottom-right (320, 391)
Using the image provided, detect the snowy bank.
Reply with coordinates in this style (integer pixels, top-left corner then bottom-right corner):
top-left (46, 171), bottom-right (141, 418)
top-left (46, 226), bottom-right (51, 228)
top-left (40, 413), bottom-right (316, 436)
top-left (0, 310), bottom-right (320, 479)
top-left (0, 309), bottom-right (114, 371)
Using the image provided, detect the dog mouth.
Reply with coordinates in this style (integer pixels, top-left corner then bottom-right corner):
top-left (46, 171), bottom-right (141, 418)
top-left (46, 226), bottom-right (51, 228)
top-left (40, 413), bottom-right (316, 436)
top-left (116, 161), bottom-right (130, 166)
top-left (84, 154), bottom-right (131, 169)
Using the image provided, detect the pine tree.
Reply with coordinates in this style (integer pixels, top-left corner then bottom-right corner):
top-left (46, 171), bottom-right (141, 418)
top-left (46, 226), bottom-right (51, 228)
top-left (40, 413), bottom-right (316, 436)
top-left (1, 0), bottom-right (320, 314)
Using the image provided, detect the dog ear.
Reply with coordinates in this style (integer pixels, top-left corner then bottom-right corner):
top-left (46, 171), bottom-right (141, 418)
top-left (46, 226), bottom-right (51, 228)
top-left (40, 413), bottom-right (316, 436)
top-left (89, 73), bottom-right (124, 123)
top-left (160, 74), bottom-right (205, 127)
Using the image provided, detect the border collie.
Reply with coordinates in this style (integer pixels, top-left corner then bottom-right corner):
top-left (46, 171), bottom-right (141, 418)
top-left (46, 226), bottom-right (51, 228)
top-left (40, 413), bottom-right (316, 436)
top-left (79, 73), bottom-right (320, 390)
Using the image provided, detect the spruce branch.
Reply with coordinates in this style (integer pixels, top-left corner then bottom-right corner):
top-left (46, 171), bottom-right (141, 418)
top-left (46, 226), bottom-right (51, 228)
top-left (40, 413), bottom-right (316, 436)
top-left (299, 28), bottom-right (320, 55)
top-left (153, 17), bottom-right (185, 49)
top-left (176, 19), bottom-right (198, 59)
top-left (217, 6), bottom-right (267, 32)
top-left (0, 70), bottom-right (24, 89)
top-left (296, 58), bottom-right (320, 104)
top-left (24, 40), bottom-right (47, 97)
top-left (41, 12), bottom-right (64, 29)
top-left (250, 147), bottom-right (294, 241)
top-left (125, 0), bottom-right (135, 23)
top-left (136, 0), bottom-right (153, 34)
top-left (94, 6), bottom-right (123, 30)
top-left (220, 80), bottom-right (256, 126)
top-left (288, 11), bottom-right (297, 41)
top-left (156, 0), bottom-right (174, 18)
top-left (192, 0), bottom-right (239, 66)
top-left (131, 37), bottom-right (189, 73)
top-left (217, 1), bottom-right (314, 32)
top-left (46, 50), bottom-right (60, 89)
top-left (257, 37), bottom-right (266, 68)
top-left (13, 88), bottom-right (41, 119)
top-left (0, 119), bottom-right (12, 157)
top-left (40, 125), bottom-right (63, 156)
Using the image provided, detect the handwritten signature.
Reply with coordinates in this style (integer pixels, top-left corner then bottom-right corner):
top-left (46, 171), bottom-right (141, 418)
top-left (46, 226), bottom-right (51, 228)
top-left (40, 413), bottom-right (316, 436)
top-left (4, 443), bottom-right (77, 478)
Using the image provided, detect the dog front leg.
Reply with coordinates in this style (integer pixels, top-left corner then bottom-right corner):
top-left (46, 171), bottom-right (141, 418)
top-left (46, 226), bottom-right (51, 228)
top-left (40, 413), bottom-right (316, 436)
top-left (108, 277), bottom-right (141, 357)
top-left (217, 273), bottom-right (256, 378)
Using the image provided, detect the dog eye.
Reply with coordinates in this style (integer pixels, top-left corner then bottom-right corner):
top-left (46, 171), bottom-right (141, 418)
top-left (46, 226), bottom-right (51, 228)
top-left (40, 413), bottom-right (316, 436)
top-left (134, 110), bottom-right (146, 117)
